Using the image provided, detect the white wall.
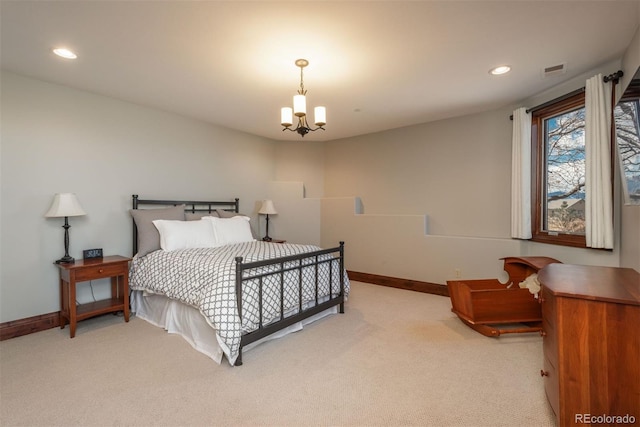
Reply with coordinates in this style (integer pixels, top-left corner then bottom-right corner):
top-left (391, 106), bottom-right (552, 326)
top-left (321, 58), bottom-right (637, 284)
top-left (0, 71), bottom-right (279, 322)
top-left (266, 141), bottom-right (326, 245)
top-left (323, 108), bottom-right (513, 238)
top-left (274, 141), bottom-right (325, 199)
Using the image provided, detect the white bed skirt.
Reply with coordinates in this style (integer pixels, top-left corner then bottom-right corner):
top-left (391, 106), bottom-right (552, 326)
top-left (130, 290), bottom-right (338, 365)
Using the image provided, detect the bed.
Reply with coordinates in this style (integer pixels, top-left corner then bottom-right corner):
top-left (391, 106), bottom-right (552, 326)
top-left (128, 195), bottom-right (349, 366)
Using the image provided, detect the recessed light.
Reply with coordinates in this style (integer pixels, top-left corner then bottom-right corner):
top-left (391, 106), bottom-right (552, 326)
top-left (490, 65), bottom-right (511, 75)
top-left (53, 48), bottom-right (77, 59)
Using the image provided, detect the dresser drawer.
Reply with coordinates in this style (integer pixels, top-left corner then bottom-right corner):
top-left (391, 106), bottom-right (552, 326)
top-left (540, 286), bottom-right (556, 319)
top-left (540, 286), bottom-right (557, 362)
top-left (542, 356), bottom-right (559, 418)
top-left (73, 262), bottom-right (127, 281)
top-left (542, 321), bottom-right (557, 368)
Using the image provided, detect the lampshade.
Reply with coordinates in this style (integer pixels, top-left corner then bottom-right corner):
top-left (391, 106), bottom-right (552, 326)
top-left (45, 193), bottom-right (86, 218)
top-left (258, 200), bottom-right (277, 215)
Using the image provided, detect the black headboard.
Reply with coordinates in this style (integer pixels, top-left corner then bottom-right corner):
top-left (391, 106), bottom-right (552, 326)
top-left (131, 194), bottom-right (240, 255)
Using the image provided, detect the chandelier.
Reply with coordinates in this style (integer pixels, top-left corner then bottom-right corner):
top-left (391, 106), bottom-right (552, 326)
top-left (280, 59), bottom-right (326, 137)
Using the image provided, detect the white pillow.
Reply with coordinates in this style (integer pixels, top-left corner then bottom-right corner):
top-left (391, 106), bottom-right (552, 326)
top-left (205, 216), bottom-right (255, 245)
top-left (152, 219), bottom-right (219, 251)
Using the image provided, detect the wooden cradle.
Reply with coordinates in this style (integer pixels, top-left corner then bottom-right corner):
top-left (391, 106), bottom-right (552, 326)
top-left (446, 256), bottom-right (560, 337)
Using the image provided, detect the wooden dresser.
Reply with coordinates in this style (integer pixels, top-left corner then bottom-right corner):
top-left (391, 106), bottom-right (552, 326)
top-left (538, 264), bottom-right (640, 426)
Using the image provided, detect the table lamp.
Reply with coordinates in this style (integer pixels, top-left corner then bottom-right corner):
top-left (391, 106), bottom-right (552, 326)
top-left (258, 200), bottom-right (277, 241)
top-left (45, 193), bottom-right (86, 263)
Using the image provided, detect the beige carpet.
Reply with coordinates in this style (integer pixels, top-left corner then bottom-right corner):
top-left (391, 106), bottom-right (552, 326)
top-left (0, 281), bottom-right (556, 427)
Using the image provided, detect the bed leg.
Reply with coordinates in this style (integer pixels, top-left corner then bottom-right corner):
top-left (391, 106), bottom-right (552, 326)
top-left (339, 302), bottom-right (344, 314)
top-left (234, 349), bottom-right (243, 366)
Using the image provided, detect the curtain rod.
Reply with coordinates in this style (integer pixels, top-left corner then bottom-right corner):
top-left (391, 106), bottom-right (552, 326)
top-left (603, 70), bottom-right (624, 83)
top-left (509, 69), bottom-right (623, 120)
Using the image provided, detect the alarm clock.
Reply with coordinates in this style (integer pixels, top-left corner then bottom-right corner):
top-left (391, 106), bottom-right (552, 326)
top-left (83, 248), bottom-right (103, 259)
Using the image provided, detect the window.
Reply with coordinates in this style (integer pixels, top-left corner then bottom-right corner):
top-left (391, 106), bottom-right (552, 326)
top-left (614, 80), bottom-right (640, 205)
top-left (531, 92), bottom-right (587, 247)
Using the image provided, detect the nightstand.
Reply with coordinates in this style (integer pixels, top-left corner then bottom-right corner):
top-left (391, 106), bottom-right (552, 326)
top-left (55, 255), bottom-right (131, 338)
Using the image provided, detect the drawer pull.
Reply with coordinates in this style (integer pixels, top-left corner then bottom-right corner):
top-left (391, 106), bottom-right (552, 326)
top-left (540, 369), bottom-right (549, 377)
top-left (540, 330), bottom-right (547, 337)
top-left (99, 269), bottom-right (104, 273)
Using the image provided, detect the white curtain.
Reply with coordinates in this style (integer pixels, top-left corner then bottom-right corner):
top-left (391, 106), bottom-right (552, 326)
top-left (511, 107), bottom-right (532, 239)
top-left (585, 74), bottom-right (613, 249)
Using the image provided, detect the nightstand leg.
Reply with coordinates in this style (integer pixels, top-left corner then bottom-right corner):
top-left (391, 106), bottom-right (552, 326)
top-left (110, 276), bottom-right (117, 300)
top-left (69, 278), bottom-right (76, 338)
top-left (122, 274), bottom-right (130, 322)
top-left (59, 277), bottom-right (67, 329)
top-left (110, 275), bottom-right (130, 322)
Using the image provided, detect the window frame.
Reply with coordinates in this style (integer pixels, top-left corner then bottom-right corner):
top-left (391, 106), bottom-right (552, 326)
top-left (615, 81), bottom-right (640, 205)
top-left (530, 91), bottom-right (587, 248)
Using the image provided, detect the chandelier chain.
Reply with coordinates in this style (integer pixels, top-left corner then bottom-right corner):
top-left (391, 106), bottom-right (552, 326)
top-left (298, 66), bottom-right (306, 95)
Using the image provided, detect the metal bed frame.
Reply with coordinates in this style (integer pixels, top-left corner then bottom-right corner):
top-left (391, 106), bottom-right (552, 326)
top-left (131, 195), bottom-right (346, 365)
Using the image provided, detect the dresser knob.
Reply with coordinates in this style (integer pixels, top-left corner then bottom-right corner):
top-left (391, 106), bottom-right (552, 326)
top-left (540, 330), bottom-right (547, 337)
top-left (540, 370), bottom-right (549, 377)
top-left (99, 269), bottom-right (104, 273)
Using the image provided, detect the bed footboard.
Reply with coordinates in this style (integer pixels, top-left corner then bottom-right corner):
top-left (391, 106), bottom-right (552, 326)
top-left (233, 241), bottom-right (345, 366)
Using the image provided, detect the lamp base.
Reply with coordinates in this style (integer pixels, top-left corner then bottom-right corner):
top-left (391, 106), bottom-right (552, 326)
top-left (262, 236), bottom-right (272, 242)
top-left (55, 255), bottom-right (75, 264)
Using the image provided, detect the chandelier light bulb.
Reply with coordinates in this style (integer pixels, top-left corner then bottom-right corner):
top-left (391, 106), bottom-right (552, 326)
top-left (314, 106), bottom-right (326, 126)
top-left (293, 94), bottom-right (306, 117)
top-left (281, 107), bottom-right (293, 127)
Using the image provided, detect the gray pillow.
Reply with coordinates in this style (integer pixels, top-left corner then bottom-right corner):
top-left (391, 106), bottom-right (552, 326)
top-left (185, 211), bottom-right (220, 221)
top-left (130, 205), bottom-right (185, 257)
top-left (216, 209), bottom-right (243, 218)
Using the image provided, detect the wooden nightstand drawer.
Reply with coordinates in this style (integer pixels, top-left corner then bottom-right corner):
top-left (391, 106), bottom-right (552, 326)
top-left (73, 262), bottom-right (127, 281)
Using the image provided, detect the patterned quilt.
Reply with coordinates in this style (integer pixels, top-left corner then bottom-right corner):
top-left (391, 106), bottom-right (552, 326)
top-left (129, 241), bottom-right (349, 364)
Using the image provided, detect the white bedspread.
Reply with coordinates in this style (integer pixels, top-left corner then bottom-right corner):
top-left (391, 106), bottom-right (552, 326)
top-left (129, 241), bottom-right (349, 364)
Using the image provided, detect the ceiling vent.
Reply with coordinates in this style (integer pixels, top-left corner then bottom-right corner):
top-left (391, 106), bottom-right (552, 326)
top-left (542, 63), bottom-right (566, 78)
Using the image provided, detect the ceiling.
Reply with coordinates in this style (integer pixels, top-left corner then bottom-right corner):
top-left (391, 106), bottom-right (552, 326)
top-left (1, 1), bottom-right (639, 142)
